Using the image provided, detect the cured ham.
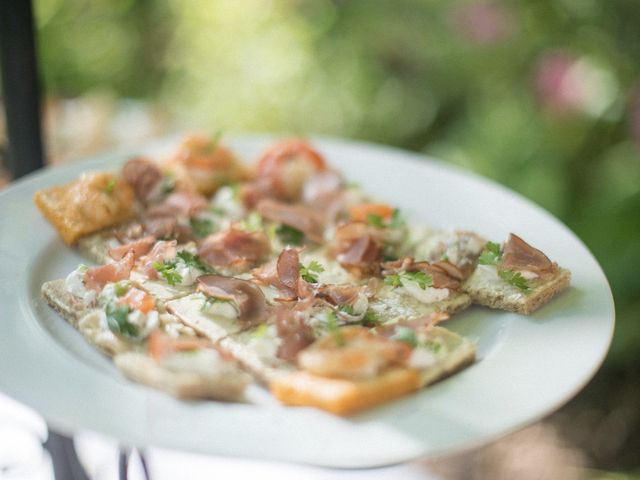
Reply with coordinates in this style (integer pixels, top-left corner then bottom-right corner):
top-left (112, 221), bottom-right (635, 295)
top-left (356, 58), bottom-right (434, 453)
top-left (331, 222), bottom-right (383, 275)
top-left (197, 275), bottom-right (272, 325)
top-left (84, 250), bottom-right (135, 292)
top-left (198, 227), bottom-right (270, 270)
top-left (108, 236), bottom-right (156, 261)
top-left (256, 199), bottom-right (325, 243)
top-left (500, 233), bottom-right (555, 277)
top-left (121, 157), bottom-right (162, 202)
top-left (147, 191), bottom-right (208, 218)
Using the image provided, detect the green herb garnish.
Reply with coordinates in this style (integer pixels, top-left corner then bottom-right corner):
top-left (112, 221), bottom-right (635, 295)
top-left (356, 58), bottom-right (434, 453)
top-left (190, 217), bottom-right (215, 238)
top-left (105, 302), bottom-right (139, 339)
top-left (382, 244), bottom-right (398, 262)
top-left (337, 304), bottom-right (355, 315)
top-left (104, 179), bottom-right (116, 194)
top-left (299, 260), bottom-right (324, 283)
top-left (498, 269), bottom-right (531, 293)
top-left (239, 212), bottom-right (263, 232)
top-left (176, 250), bottom-right (214, 273)
top-left (276, 224), bottom-right (304, 246)
top-left (478, 241), bottom-right (502, 266)
top-left (360, 309), bottom-right (381, 327)
top-left (391, 326), bottom-right (417, 348)
top-left (424, 339), bottom-right (442, 353)
top-left (366, 213), bottom-right (385, 228)
top-left (389, 208), bottom-right (405, 228)
top-left (326, 311), bottom-right (345, 346)
top-left (113, 281), bottom-right (131, 297)
top-left (153, 261), bottom-right (183, 286)
top-left (384, 271), bottom-right (433, 290)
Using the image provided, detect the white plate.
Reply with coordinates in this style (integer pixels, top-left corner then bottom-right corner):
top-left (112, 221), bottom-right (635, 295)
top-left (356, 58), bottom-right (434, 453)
top-left (0, 135), bottom-right (614, 468)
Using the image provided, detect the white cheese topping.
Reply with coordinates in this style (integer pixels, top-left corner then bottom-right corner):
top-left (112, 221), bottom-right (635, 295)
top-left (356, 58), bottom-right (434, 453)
top-left (246, 325), bottom-right (281, 360)
top-left (210, 185), bottom-right (245, 222)
top-left (200, 297), bottom-right (239, 320)
top-left (161, 349), bottom-right (237, 377)
top-left (65, 265), bottom-right (97, 304)
top-left (408, 348), bottom-right (437, 369)
top-left (399, 279), bottom-right (450, 304)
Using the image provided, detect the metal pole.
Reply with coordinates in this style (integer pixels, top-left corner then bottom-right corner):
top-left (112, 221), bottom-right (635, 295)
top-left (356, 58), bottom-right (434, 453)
top-left (0, 0), bottom-right (45, 178)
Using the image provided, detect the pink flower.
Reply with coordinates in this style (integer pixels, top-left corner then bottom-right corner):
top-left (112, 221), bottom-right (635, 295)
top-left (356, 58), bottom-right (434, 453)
top-left (452, 1), bottom-right (514, 45)
top-left (534, 50), bottom-right (618, 117)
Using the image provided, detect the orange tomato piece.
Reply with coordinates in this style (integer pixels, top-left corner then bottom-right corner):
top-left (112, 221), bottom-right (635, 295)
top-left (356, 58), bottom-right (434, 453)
top-left (119, 287), bottom-right (155, 314)
top-left (147, 330), bottom-right (218, 361)
top-left (349, 203), bottom-right (395, 223)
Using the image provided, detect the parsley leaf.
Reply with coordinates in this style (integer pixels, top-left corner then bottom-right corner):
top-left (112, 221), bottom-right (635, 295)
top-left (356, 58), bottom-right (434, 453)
top-left (391, 326), bottom-right (417, 348)
top-left (424, 339), bottom-right (442, 353)
top-left (384, 274), bottom-right (402, 288)
top-left (190, 217), bottom-right (215, 238)
top-left (360, 309), bottom-right (381, 327)
top-left (403, 271), bottom-right (433, 289)
top-left (326, 311), bottom-right (345, 346)
top-left (498, 269), bottom-right (531, 293)
top-left (389, 208), bottom-right (405, 228)
top-left (337, 304), bottom-right (355, 315)
top-left (384, 271), bottom-right (433, 289)
top-left (299, 261), bottom-right (324, 283)
top-left (176, 250), bottom-right (214, 273)
top-left (478, 241), bottom-right (502, 265)
top-left (276, 224), bottom-right (304, 246)
top-left (366, 213), bottom-right (385, 228)
top-left (103, 179), bottom-right (116, 194)
top-left (105, 302), bottom-right (139, 339)
top-left (239, 212), bottom-right (263, 232)
top-left (153, 260), bottom-right (182, 286)
top-left (113, 281), bottom-right (131, 297)
top-left (382, 244), bottom-right (398, 262)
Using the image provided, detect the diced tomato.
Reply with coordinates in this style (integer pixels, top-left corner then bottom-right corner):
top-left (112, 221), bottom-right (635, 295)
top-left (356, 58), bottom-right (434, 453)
top-left (349, 203), bottom-right (394, 223)
top-left (147, 330), bottom-right (221, 361)
top-left (119, 287), bottom-right (155, 314)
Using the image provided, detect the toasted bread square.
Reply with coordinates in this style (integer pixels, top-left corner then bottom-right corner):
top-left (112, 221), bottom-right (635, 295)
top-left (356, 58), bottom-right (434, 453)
top-left (34, 173), bottom-right (135, 245)
top-left (464, 265), bottom-right (571, 315)
top-left (270, 368), bottom-right (421, 416)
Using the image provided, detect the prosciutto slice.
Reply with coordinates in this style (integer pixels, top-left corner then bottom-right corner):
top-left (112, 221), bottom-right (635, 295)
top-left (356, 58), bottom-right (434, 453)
top-left (197, 275), bottom-right (271, 325)
top-left (84, 251), bottom-right (135, 292)
top-left (121, 157), bottom-right (162, 202)
top-left (147, 191), bottom-right (208, 218)
top-left (274, 301), bottom-right (316, 362)
top-left (500, 233), bottom-right (555, 277)
top-left (108, 236), bottom-right (156, 261)
top-left (252, 248), bottom-right (312, 301)
top-left (381, 257), bottom-right (461, 290)
top-left (198, 227), bottom-right (270, 271)
top-left (332, 222), bottom-right (383, 275)
top-left (256, 199), bottom-right (325, 243)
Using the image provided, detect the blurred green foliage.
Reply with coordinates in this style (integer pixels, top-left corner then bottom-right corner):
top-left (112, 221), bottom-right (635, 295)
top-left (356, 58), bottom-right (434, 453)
top-left (35, 0), bottom-right (639, 365)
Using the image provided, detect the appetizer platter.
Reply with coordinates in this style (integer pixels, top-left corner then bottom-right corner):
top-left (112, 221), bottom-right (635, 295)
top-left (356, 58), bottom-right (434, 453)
top-left (0, 135), bottom-right (614, 467)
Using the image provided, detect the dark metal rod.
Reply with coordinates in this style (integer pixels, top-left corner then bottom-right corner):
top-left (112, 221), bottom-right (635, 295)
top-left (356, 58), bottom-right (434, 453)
top-left (43, 431), bottom-right (90, 480)
top-left (0, 0), bottom-right (45, 179)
